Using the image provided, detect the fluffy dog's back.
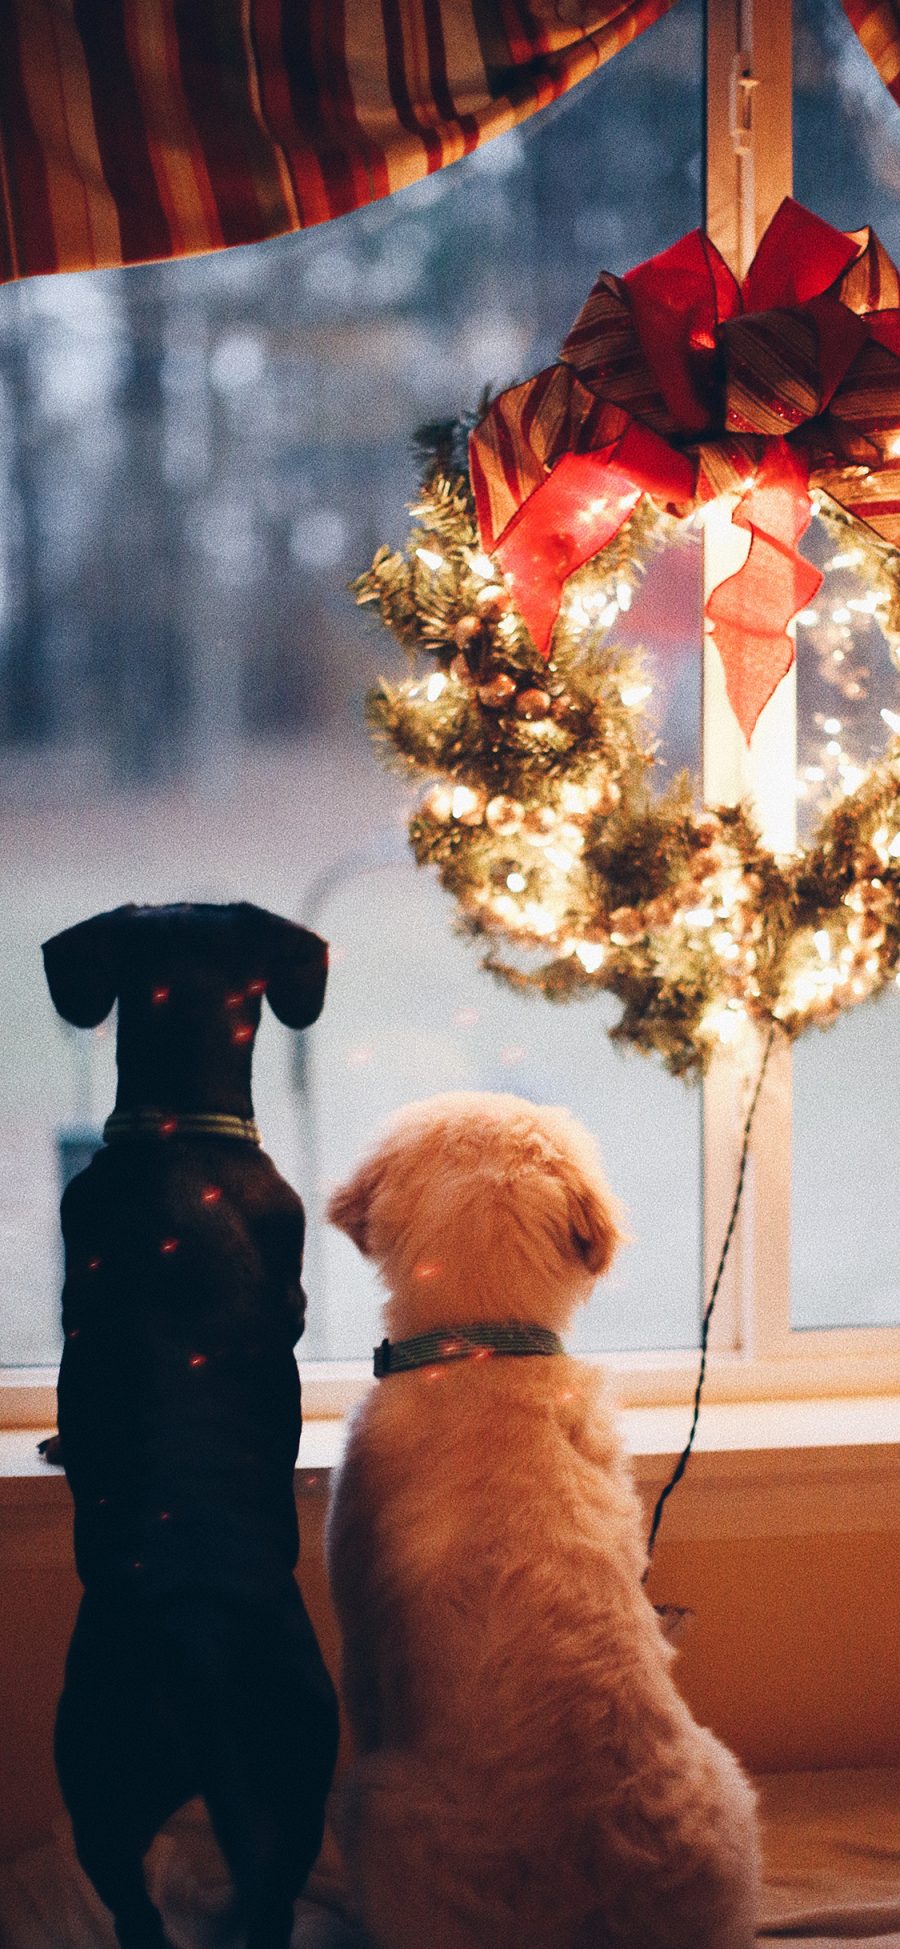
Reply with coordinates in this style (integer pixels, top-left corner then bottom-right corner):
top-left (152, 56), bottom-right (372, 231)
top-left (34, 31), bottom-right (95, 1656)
top-left (328, 1360), bottom-right (759, 1949)
top-left (326, 1093), bottom-right (759, 1949)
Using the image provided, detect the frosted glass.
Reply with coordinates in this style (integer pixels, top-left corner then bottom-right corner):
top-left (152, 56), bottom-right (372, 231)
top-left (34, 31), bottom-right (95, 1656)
top-left (791, 997), bottom-right (900, 1330)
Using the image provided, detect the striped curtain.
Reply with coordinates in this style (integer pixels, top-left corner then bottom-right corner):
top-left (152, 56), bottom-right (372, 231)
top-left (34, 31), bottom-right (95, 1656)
top-left (841, 0), bottom-right (900, 102)
top-left (0, 0), bottom-right (677, 283)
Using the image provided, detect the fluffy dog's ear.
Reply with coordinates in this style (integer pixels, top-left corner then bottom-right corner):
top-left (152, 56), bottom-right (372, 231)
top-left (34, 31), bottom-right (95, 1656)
top-left (42, 907), bottom-right (129, 1028)
top-left (327, 1155), bottom-right (384, 1256)
top-left (567, 1177), bottom-right (624, 1277)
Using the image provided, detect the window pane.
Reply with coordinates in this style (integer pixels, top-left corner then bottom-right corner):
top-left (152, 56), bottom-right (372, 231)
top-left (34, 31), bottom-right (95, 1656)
top-left (0, 0), bottom-right (703, 1366)
top-left (307, 857), bottom-right (701, 1360)
top-left (791, 0), bottom-right (900, 1329)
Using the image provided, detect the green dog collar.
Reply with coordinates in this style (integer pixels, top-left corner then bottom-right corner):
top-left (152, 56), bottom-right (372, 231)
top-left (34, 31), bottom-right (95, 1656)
top-left (374, 1324), bottom-right (564, 1378)
top-left (104, 1109), bottom-right (262, 1145)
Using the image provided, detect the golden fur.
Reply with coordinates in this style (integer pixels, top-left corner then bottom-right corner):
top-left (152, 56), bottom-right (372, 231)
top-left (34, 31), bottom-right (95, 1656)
top-left (325, 1092), bottom-right (759, 1949)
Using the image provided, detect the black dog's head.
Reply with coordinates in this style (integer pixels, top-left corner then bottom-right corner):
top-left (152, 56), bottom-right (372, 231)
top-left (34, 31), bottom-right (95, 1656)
top-left (43, 902), bottom-right (327, 1118)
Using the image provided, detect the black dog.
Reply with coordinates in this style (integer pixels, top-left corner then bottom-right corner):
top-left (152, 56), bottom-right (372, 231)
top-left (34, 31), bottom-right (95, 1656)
top-left (43, 902), bottom-right (339, 1949)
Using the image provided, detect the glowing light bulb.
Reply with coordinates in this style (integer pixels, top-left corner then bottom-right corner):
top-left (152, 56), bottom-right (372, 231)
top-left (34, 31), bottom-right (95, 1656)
top-left (796, 609), bottom-right (820, 627)
top-left (506, 871), bottom-right (526, 892)
top-left (881, 708), bottom-right (900, 736)
top-left (416, 547), bottom-right (445, 572)
top-left (616, 580), bottom-right (632, 611)
top-left (451, 785), bottom-right (480, 820)
top-left (522, 902), bottom-right (557, 936)
top-left (822, 718), bottom-right (842, 735)
top-left (620, 682), bottom-right (652, 709)
top-left (701, 1000), bottom-right (747, 1046)
top-left (814, 930), bottom-right (832, 962)
top-left (426, 672), bottom-right (448, 701)
top-left (559, 782), bottom-right (591, 816)
top-left (574, 942), bottom-right (605, 972)
top-left (470, 551), bottom-right (495, 579)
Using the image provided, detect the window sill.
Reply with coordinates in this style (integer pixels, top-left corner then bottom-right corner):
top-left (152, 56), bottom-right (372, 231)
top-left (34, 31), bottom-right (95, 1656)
top-left (2, 1396), bottom-right (898, 1542)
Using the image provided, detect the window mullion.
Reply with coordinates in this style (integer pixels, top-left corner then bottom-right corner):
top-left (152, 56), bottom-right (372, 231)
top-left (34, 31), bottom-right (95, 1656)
top-left (702, 0), bottom-right (795, 1359)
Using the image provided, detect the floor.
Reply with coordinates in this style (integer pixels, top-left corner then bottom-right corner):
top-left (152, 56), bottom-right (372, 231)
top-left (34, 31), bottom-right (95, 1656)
top-left (1, 1770), bottom-right (897, 1948)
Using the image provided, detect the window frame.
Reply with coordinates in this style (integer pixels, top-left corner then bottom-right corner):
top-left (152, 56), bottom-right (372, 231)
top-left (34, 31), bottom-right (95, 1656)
top-left (2, 0), bottom-right (900, 1429)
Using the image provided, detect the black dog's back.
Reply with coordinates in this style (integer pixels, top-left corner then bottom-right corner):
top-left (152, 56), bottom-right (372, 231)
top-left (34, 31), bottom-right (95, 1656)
top-left (58, 1137), bottom-right (307, 1597)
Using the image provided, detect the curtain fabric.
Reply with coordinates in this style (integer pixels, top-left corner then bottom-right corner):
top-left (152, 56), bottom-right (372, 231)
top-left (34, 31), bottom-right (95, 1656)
top-left (0, 0), bottom-right (677, 283)
top-left (841, 0), bottom-right (900, 104)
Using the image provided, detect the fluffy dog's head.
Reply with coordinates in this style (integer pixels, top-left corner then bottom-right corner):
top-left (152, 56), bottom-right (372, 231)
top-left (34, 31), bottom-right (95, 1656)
top-left (328, 1092), bottom-right (626, 1337)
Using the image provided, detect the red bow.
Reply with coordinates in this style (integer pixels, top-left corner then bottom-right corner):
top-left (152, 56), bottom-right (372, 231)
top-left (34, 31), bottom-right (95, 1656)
top-left (470, 199), bottom-right (900, 741)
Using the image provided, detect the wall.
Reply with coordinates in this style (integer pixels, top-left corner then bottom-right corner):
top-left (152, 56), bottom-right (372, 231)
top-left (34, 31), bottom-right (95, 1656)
top-left (2, 1437), bottom-right (899, 1864)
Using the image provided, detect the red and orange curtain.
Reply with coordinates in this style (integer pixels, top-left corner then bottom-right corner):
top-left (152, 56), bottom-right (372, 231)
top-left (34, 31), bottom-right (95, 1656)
top-left (842, 0), bottom-right (900, 104)
top-left (0, 0), bottom-right (677, 282)
top-left (0, 1), bottom-right (897, 285)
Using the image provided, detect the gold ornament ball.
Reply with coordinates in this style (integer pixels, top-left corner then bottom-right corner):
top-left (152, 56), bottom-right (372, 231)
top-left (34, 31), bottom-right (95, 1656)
top-left (474, 582), bottom-right (511, 620)
top-left (477, 672), bottom-right (518, 710)
top-left (515, 687), bottom-right (552, 721)
top-left (608, 906), bottom-right (644, 944)
top-left (847, 911), bottom-right (885, 947)
top-left (453, 615), bottom-right (482, 651)
top-left (588, 777), bottom-right (622, 815)
top-left (522, 805), bottom-right (557, 839)
top-left (485, 794), bottom-right (524, 834)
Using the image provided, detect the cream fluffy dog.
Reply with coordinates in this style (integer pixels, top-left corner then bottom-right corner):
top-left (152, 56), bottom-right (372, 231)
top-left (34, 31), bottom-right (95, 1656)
top-left (325, 1092), bottom-right (759, 1949)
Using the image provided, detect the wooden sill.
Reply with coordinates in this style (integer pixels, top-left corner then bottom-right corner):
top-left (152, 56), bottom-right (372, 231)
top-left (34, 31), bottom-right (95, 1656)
top-left (2, 1398), bottom-right (898, 1542)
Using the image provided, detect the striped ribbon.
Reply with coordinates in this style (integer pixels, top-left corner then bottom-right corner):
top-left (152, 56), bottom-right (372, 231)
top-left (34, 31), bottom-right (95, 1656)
top-left (373, 1323), bottom-right (564, 1376)
top-left (0, 0), bottom-right (677, 283)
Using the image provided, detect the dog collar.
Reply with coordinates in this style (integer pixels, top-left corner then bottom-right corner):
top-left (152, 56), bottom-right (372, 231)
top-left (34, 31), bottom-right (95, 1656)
top-left (104, 1109), bottom-right (261, 1145)
top-left (373, 1324), bottom-right (564, 1378)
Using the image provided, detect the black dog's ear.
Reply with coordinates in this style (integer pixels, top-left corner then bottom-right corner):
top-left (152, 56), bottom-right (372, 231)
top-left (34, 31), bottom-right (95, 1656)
top-left (42, 907), bottom-right (129, 1028)
top-left (260, 911), bottom-right (329, 1030)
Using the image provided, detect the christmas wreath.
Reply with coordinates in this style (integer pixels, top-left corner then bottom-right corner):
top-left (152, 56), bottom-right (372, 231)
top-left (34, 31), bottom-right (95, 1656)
top-left (356, 203), bottom-right (900, 1079)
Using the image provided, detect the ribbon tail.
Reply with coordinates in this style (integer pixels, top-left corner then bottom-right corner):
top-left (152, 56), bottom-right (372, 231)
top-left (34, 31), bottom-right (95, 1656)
top-left (493, 452), bottom-right (641, 656)
top-left (704, 442), bottom-right (823, 743)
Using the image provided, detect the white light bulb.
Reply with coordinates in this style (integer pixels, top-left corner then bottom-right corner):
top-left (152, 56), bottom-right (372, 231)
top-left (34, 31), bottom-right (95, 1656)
top-left (426, 672), bottom-right (447, 701)
top-left (415, 547), bottom-right (445, 572)
top-left (574, 942), bottom-right (605, 973)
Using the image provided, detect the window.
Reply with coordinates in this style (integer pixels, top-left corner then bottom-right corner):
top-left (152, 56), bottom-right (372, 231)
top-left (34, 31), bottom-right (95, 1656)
top-left (0, 0), bottom-right (897, 1409)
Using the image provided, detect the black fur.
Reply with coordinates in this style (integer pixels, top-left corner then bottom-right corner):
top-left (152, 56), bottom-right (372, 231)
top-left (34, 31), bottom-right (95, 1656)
top-left (44, 903), bottom-right (339, 1949)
